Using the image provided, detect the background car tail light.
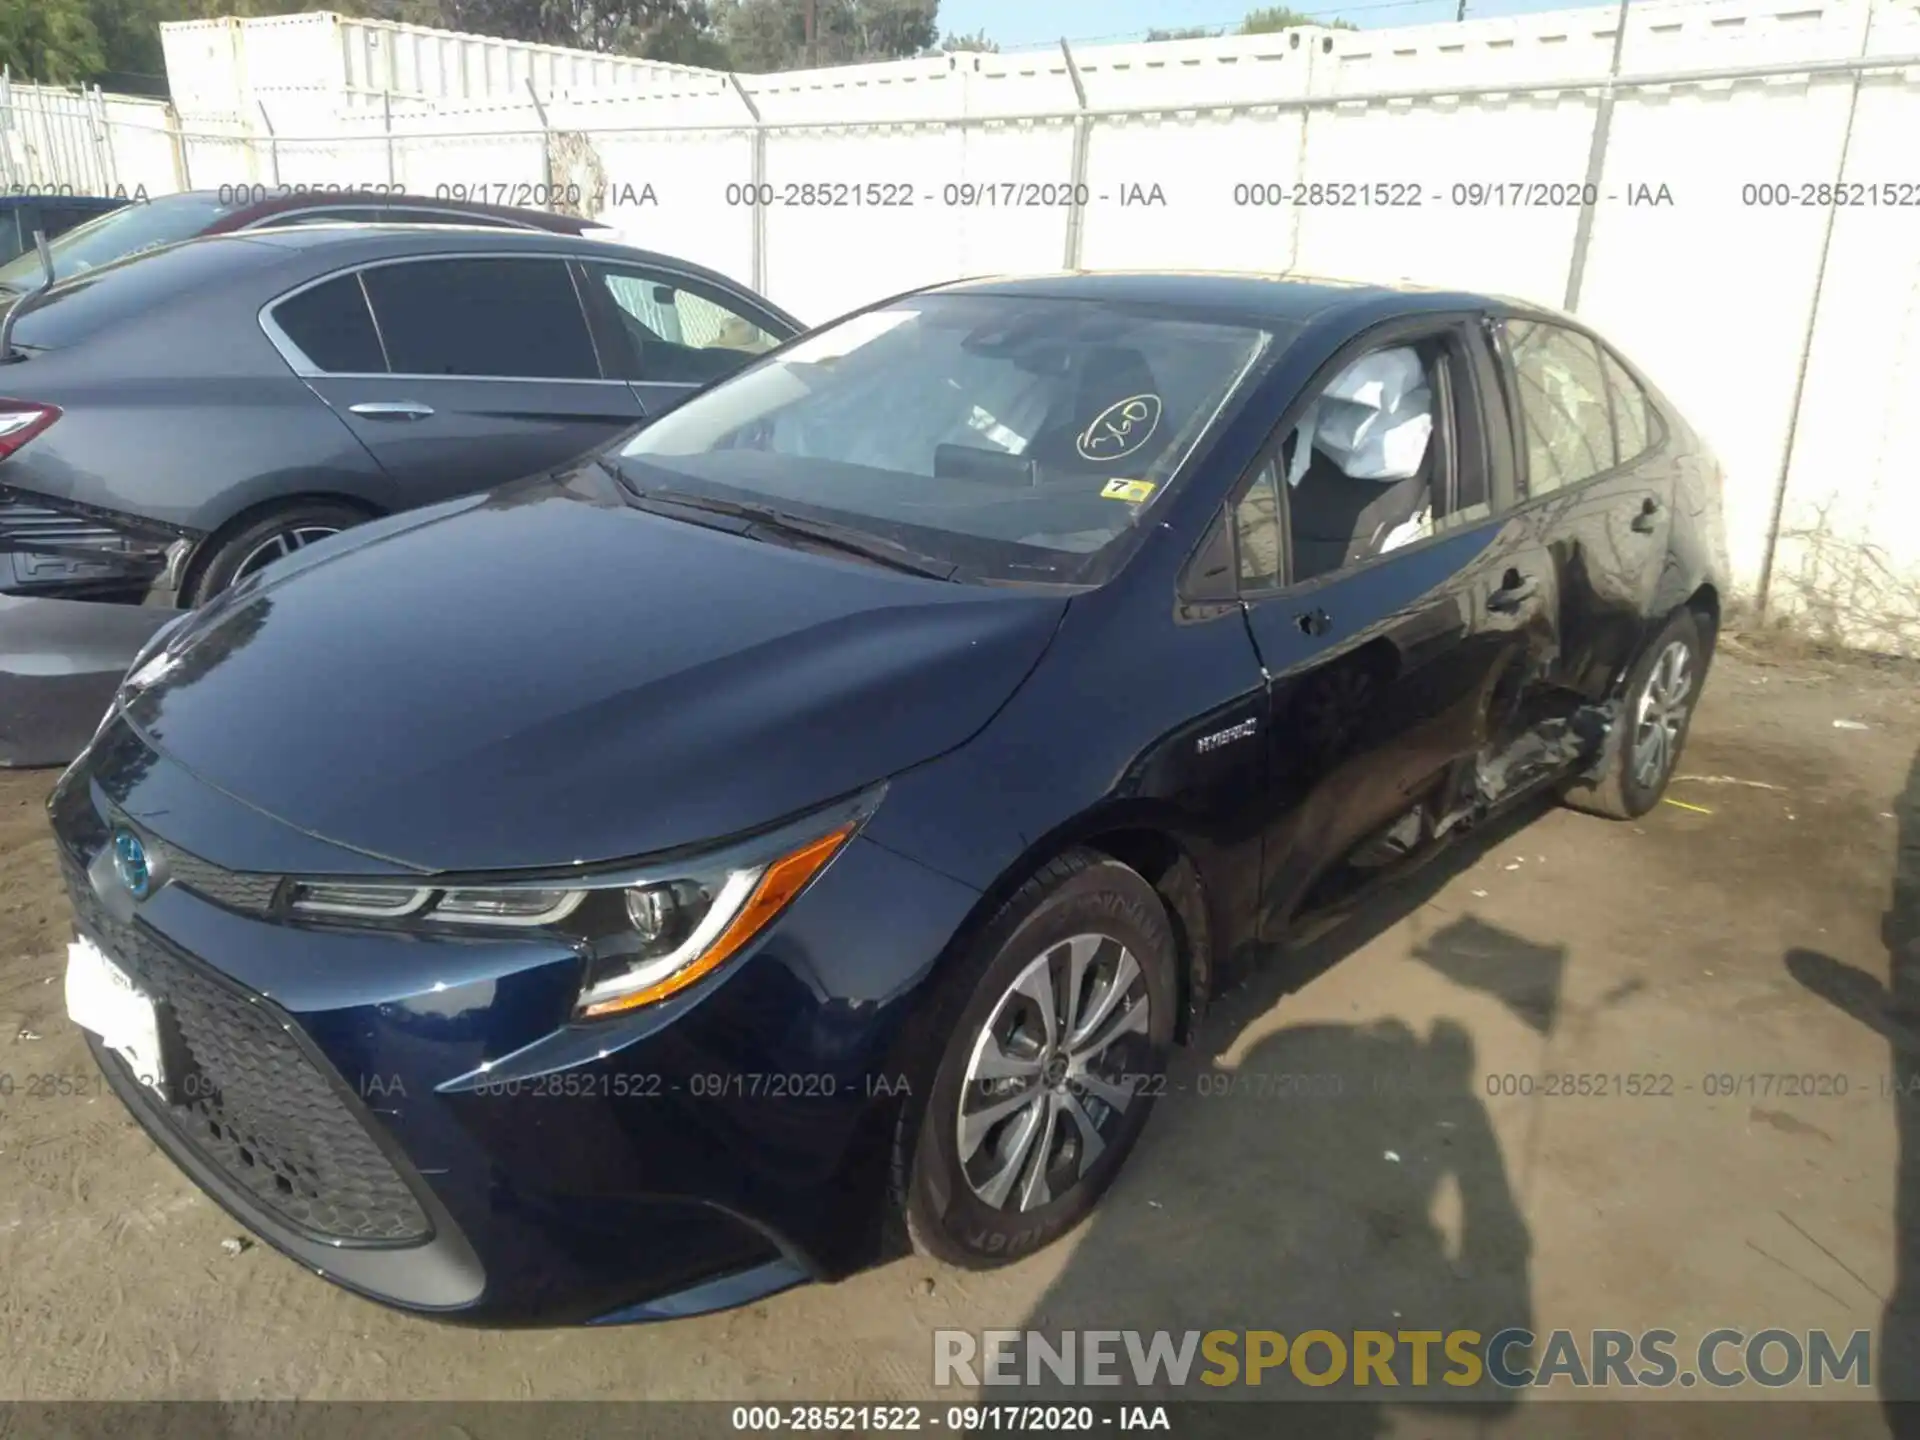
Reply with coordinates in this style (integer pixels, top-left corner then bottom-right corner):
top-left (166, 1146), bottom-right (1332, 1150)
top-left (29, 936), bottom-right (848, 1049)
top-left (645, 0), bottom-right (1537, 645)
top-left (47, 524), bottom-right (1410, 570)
top-left (0, 401), bottom-right (59, 460)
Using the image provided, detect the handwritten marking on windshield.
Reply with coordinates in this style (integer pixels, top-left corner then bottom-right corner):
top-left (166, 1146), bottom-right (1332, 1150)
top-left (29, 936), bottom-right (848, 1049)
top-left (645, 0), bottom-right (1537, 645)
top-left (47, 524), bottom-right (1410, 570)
top-left (1078, 394), bottom-right (1162, 461)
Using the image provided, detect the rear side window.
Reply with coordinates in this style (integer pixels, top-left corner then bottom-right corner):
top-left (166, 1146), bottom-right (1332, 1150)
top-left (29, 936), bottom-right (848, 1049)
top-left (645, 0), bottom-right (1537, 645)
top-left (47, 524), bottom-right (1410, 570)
top-left (1602, 348), bottom-right (1653, 464)
top-left (359, 257), bottom-right (598, 380)
top-left (1505, 320), bottom-right (1615, 495)
top-left (272, 274), bottom-right (385, 373)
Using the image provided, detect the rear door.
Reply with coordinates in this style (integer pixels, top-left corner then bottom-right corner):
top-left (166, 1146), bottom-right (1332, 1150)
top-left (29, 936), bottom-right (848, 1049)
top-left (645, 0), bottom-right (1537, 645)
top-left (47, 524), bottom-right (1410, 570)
top-left (284, 254), bottom-right (646, 504)
top-left (1231, 313), bottom-right (1558, 935)
top-left (1491, 315), bottom-right (1677, 700)
top-left (574, 259), bottom-right (798, 418)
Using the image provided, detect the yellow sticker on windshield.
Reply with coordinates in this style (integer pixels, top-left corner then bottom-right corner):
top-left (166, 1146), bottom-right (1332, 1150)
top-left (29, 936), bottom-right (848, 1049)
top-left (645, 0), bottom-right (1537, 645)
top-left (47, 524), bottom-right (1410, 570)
top-left (1100, 478), bottom-right (1157, 502)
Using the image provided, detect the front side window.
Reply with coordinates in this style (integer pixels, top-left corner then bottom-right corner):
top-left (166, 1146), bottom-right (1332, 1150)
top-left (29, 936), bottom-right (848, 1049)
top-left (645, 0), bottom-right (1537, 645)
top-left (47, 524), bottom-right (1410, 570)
top-left (1282, 343), bottom-right (1444, 583)
top-left (1506, 320), bottom-right (1615, 495)
top-left (617, 292), bottom-right (1281, 585)
top-left (586, 263), bottom-right (783, 385)
top-left (359, 257), bottom-right (599, 380)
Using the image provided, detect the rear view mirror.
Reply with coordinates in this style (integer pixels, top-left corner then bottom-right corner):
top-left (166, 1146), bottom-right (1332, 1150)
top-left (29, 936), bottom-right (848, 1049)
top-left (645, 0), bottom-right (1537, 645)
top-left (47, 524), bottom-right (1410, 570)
top-left (651, 284), bottom-right (677, 306)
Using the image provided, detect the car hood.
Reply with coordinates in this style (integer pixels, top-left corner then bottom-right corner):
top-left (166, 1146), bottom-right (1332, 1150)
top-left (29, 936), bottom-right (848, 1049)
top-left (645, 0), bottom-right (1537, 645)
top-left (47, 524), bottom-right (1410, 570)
top-left (121, 476), bottom-right (1069, 873)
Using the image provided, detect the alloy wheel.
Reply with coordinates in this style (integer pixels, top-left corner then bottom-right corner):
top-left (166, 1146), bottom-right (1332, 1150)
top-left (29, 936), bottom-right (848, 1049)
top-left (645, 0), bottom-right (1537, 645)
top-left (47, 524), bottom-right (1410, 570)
top-left (1631, 639), bottom-right (1694, 789)
top-left (232, 525), bottom-right (341, 584)
top-left (956, 933), bottom-right (1152, 1214)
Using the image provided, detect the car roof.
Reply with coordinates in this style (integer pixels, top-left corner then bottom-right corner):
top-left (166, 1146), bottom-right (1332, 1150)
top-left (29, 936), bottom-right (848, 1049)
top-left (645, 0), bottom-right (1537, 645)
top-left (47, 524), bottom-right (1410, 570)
top-left (929, 269), bottom-right (1505, 324)
top-left (182, 188), bottom-right (603, 235)
top-left (218, 223), bottom-right (688, 269)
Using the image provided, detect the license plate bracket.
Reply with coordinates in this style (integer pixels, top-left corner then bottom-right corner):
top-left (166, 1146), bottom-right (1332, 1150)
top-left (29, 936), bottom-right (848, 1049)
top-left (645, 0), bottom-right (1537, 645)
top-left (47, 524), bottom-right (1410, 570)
top-left (65, 935), bottom-right (181, 1103)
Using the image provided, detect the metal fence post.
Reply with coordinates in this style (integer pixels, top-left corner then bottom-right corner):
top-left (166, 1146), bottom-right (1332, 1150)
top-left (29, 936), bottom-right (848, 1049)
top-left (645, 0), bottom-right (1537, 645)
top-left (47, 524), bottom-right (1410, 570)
top-left (1563, 0), bottom-right (1632, 311)
top-left (256, 101), bottom-right (279, 187)
top-left (1060, 39), bottom-right (1091, 270)
top-left (525, 78), bottom-right (551, 190)
top-left (1754, 3), bottom-right (1876, 618)
top-left (165, 103), bottom-right (191, 190)
top-left (727, 73), bottom-right (767, 295)
top-left (383, 89), bottom-right (396, 187)
top-left (88, 86), bottom-right (118, 193)
top-left (0, 71), bottom-right (15, 192)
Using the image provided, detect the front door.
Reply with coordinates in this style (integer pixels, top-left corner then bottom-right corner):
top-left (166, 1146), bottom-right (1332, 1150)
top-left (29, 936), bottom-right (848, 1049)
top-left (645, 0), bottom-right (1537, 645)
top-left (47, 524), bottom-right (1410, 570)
top-left (1234, 317), bottom-right (1558, 937)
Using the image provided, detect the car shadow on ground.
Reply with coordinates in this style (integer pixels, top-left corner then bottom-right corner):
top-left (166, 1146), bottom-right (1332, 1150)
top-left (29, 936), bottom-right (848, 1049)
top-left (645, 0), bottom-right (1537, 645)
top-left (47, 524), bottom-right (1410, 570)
top-left (983, 801), bottom-right (1564, 1434)
top-left (1787, 744), bottom-right (1920, 1430)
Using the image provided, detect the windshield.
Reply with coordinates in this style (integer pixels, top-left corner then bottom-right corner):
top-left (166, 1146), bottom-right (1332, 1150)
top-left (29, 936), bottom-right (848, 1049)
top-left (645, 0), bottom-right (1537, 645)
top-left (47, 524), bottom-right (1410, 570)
top-left (0, 194), bottom-right (238, 292)
top-left (617, 292), bottom-right (1277, 584)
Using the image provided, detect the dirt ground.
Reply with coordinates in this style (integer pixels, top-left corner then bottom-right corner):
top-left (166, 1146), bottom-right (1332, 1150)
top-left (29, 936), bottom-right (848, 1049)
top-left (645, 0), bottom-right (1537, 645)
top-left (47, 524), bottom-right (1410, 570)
top-left (2, 637), bottom-right (1917, 1430)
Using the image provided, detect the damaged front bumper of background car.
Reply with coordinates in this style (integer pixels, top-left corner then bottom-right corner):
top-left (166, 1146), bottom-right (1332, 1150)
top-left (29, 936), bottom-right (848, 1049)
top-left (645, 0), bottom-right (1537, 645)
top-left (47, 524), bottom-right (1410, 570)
top-left (1, 493), bottom-right (194, 768)
top-left (0, 593), bottom-right (185, 768)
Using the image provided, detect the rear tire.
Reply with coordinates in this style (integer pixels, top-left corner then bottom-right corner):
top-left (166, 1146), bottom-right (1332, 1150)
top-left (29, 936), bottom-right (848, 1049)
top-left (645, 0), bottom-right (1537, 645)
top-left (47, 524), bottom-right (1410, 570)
top-left (897, 850), bottom-right (1177, 1269)
top-left (1562, 607), bottom-right (1705, 820)
top-left (186, 501), bottom-right (368, 604)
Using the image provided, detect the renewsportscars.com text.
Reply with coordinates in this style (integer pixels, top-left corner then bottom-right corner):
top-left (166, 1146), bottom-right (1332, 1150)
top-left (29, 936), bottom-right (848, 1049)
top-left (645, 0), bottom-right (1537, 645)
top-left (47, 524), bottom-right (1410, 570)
top-left (933, 1328), bottom-right (1872, 1391)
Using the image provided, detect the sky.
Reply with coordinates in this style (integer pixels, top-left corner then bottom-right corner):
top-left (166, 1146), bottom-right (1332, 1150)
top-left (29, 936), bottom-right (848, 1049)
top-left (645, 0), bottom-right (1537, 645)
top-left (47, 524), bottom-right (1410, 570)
top-left (938, 0), bottom-right (1622, 49)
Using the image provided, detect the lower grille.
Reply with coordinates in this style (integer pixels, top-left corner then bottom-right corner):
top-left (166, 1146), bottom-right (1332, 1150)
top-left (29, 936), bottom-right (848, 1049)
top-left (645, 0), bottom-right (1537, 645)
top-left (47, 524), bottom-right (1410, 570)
top-left (64, 859), bottom-right (432, 1246)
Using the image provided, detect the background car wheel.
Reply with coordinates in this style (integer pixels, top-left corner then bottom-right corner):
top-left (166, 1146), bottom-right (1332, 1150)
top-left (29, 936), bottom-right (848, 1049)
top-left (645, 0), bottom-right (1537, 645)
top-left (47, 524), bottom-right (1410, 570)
top-left (186, 501), bottom-right (368, 604)
top-left (898, 849), bottom-right (1178, 1269)
top-left (1562, 607), bottom-right (1706, 821)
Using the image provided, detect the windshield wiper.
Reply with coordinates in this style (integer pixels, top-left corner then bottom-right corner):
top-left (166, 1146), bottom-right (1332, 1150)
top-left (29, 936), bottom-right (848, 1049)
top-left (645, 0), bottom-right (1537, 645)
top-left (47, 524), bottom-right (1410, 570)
top-left (634, 485), bottom-right (962, 581)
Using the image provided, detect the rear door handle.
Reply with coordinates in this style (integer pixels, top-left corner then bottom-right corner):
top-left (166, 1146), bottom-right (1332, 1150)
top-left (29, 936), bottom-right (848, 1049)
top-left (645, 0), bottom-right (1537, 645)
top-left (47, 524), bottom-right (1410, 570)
top-left (1629, 496), bottom-right (1663, 533)
top-left (1488, 570), bottom-right (1538, 611)
top-left (348, 401), bottom-right (434, 421)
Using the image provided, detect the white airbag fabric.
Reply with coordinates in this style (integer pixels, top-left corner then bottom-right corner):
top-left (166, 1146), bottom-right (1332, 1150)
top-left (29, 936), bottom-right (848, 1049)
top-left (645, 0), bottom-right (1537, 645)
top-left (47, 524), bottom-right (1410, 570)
top-left (1287, 346), bottom-right (1434, 486)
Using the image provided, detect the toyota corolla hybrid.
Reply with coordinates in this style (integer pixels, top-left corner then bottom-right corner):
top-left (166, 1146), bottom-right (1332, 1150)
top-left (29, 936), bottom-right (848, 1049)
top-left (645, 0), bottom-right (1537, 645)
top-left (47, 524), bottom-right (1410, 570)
top-left (49, 272), bottom-right (1727, 1326)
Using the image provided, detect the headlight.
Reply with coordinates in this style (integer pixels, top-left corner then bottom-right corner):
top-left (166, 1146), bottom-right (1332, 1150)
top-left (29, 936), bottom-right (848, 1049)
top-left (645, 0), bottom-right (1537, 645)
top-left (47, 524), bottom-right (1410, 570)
top-left (283, 787), bottom-right (881, 1019)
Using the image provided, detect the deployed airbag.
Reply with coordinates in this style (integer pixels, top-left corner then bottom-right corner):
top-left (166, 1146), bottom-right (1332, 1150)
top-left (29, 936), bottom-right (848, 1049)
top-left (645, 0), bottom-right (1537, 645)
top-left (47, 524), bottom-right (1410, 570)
top-left (1287, 346), bottom-right (1434, 486)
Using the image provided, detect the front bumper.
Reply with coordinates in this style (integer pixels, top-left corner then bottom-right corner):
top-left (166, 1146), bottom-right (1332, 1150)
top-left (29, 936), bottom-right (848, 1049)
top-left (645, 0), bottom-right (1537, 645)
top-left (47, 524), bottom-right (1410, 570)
top-left (48, 720), bottom-right (983, 1325)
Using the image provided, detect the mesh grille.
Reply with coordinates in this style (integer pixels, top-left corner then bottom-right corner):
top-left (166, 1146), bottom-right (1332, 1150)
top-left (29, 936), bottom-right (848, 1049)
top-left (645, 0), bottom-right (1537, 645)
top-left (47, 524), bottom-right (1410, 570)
top-left (65, 860), bottom-right (432, 1246)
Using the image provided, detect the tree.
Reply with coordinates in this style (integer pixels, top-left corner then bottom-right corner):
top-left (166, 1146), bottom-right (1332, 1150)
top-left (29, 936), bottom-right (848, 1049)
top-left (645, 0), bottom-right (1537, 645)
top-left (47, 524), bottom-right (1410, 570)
top-left (939, 26), bottom-right (994, 52)
top-left (1241, 4), bottom-right (1355, 31)
top-left (712, 0), bottom-right (937, 71)
top-left (0, 0), bottom-right (106, 82)
top-left (1145, 7), bottom-right (1356, 42)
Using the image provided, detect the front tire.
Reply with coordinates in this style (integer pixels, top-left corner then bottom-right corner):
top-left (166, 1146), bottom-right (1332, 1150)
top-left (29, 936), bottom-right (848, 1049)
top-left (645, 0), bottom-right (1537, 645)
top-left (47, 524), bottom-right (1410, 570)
top-left (899, 850), bottom-right (1178, 1269)
top-left (1563, 607), bottom-right (1706, 820)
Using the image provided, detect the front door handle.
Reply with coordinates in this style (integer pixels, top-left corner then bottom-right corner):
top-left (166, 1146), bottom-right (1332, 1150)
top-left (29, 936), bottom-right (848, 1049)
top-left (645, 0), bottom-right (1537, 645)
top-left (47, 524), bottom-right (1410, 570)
top-left (348, 401), bottom-right (434, 421)
top-left (1295, 607), bottom-right (1332, 637)
top-left (1488, 569), bottom-right (1538, 612)
top-left (1629, 495), bottom-right (1663, 533)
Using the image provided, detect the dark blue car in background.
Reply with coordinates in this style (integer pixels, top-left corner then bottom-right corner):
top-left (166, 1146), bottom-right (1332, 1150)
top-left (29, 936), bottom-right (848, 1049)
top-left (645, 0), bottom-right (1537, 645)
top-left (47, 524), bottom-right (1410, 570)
top-left (49, 271), bottom-right (1728, 1325)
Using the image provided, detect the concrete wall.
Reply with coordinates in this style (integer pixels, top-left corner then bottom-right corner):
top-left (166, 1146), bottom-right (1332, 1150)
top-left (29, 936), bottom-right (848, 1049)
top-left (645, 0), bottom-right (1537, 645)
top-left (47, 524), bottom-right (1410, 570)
top-left (3, 0), bottom-right (1918, 651)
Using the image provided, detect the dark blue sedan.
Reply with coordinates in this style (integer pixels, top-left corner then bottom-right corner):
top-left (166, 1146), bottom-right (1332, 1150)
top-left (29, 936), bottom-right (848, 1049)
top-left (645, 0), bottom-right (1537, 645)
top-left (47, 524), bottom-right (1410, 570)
top-left (48, 271), bottom-right (1727, 1325)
